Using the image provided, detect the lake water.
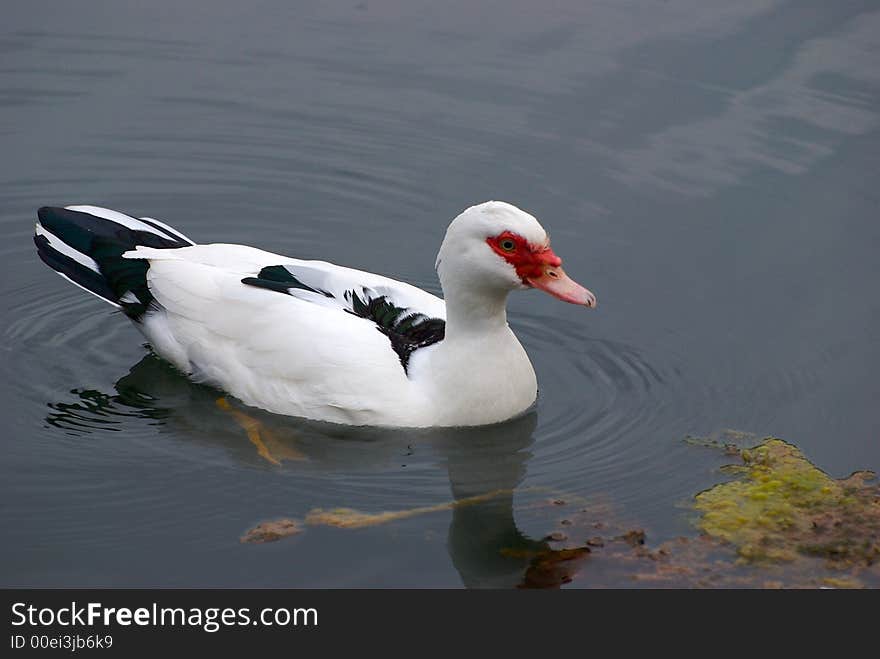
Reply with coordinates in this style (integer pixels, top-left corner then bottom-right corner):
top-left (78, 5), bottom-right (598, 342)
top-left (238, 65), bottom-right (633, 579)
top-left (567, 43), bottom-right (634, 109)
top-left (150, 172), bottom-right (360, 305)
top-left (2, 1), bottom-right (878, 587)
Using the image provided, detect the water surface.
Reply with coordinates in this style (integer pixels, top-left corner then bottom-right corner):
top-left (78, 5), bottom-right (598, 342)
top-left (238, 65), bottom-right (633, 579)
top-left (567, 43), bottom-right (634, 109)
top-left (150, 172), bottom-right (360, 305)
top-left (2, 0), bottom-right (878, 587)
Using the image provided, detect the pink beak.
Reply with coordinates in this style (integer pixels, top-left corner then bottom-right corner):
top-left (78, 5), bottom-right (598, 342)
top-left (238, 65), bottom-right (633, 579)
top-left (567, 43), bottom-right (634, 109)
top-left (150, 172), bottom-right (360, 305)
top-left (527, 266), bottom-right (597, 307)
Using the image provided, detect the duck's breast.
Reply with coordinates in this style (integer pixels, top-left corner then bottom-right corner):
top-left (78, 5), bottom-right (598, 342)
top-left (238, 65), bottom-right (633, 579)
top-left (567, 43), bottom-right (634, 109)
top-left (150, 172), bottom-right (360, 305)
top-left (408, 327), bottom-right (538, 426)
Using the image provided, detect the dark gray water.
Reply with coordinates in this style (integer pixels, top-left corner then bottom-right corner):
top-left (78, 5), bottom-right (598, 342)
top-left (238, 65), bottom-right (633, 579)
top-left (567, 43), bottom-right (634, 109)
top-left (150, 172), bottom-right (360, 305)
top-left (2, 1), bottom-right (878, 587)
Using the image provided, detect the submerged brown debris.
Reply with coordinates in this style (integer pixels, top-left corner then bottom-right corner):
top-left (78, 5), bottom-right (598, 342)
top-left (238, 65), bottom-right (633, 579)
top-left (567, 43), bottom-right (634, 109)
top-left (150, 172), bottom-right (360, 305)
top-left (518, 547), bottom-right (591, 589)
top-left (304, 489), bottom-right (510, 529)
top-left (240, 518), bottom-right (302, 544)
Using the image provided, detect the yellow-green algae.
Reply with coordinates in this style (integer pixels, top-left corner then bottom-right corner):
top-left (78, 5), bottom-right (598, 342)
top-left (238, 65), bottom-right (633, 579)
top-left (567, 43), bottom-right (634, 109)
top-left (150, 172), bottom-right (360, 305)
top-left (694, 438), bottom-right (880, 566)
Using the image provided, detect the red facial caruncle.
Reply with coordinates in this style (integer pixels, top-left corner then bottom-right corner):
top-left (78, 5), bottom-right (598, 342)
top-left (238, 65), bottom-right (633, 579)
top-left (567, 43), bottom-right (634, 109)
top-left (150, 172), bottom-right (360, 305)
top-left (486, 231), bottom-right (597, 307)
top-left (486, 231), bottom-right (560, 282)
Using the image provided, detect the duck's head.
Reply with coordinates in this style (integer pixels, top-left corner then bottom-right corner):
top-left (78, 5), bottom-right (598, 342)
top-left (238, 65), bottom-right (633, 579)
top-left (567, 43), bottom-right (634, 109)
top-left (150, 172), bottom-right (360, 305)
top-left (436, 201), bottom-right (596, 307)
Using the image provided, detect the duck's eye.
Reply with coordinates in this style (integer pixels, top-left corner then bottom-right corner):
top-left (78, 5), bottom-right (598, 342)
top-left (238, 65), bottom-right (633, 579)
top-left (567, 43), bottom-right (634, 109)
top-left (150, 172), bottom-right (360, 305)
top-left (500, 239), bottom-right (516, 252)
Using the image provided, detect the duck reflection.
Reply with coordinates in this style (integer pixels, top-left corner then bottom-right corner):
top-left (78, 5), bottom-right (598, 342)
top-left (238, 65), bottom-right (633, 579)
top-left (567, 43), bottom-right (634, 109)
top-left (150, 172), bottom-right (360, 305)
top-left (47, 354), bottom-right (588, 588)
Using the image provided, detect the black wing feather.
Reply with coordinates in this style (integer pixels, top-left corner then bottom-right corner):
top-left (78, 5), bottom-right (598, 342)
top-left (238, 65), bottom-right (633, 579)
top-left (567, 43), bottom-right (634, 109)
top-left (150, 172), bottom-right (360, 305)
top-left (343, 289), bottom-right (445, 373)
top-left (242, 266), bottom-right (445, 374)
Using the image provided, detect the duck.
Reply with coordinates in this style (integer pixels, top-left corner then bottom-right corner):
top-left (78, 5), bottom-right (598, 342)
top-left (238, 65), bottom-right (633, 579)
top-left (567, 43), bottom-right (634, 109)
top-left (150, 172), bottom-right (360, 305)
top-left (33, 201), bottom-right (596, 427)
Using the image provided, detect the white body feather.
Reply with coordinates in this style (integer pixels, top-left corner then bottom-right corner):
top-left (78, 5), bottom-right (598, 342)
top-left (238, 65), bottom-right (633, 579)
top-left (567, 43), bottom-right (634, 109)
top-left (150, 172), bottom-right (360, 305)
top-left (126, 244), bottom-right (455, 426)
top-left (124, 241), bottom-right (537, 427)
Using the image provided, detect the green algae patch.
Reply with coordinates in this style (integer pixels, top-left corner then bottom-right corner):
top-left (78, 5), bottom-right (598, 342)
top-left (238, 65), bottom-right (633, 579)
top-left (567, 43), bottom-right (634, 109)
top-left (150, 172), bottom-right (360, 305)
top-left (693, 438), bottom-right (880, 567)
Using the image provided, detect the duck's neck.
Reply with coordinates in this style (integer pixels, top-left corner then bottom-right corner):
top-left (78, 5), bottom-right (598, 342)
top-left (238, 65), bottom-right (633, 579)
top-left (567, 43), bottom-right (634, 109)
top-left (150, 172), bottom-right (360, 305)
top-left (441, 282), bottom-right (511, 340)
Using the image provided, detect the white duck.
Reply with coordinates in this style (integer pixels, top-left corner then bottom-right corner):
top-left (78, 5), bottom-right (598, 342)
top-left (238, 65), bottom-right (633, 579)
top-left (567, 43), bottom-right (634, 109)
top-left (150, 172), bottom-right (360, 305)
top-left (34, 201), bottom-right (596, 427)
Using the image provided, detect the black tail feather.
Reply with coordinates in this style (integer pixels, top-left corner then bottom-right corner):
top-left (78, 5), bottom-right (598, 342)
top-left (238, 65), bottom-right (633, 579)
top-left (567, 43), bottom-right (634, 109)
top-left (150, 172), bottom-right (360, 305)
top-left (34, 206), bottom-right (194, 319)
top-left (34, 233), bottom-right (119, 303)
